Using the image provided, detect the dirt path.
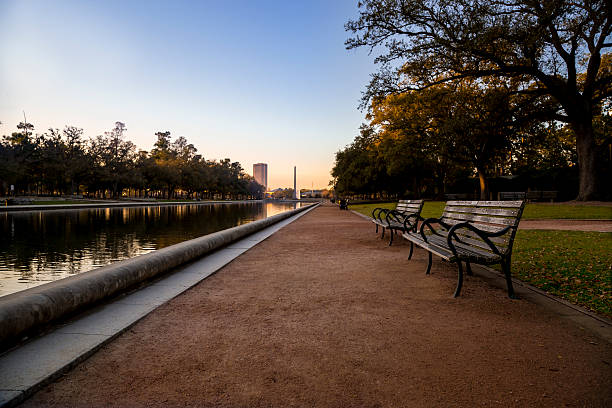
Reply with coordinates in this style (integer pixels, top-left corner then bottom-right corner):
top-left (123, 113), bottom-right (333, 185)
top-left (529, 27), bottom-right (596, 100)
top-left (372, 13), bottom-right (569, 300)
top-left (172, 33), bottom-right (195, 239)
top-left (519, 219), bottom-right (612, 232)
top-left (21, 205), bottom-right (611, 407)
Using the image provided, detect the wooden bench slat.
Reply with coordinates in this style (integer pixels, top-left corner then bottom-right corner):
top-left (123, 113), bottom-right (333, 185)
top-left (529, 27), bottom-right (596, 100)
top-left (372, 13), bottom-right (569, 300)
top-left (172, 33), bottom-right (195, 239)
top-left (403, 233), bottom-right (455, 260)
top-left (427, 235), bottom-right (501, 261)
top-left (442, 212), bottom-right (516, 226)
top-left (396, 205), bottom-right (422, 210)
top-left (445, 206), bottom-right (519, 217)
top-left (404, 232), bottom-right (502, 263)
top-left (438, 218), bottom-right (513, 234)
top-left (447, 200), bottom-right (523, 208)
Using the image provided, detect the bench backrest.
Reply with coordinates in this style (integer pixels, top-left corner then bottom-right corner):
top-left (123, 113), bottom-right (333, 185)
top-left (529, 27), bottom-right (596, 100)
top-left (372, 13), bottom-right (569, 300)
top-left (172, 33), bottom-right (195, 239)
top-left (526, 191), bottom-right (558, 201)
top-left (396, 200), bottom-right (424, 215)
top-left (440, 200), bottom-right (525, 255)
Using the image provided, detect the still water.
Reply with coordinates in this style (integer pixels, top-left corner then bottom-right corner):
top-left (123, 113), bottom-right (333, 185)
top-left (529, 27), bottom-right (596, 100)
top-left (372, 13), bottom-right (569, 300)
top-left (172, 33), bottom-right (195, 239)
top-left (0, 202), bottom-right (300, 297)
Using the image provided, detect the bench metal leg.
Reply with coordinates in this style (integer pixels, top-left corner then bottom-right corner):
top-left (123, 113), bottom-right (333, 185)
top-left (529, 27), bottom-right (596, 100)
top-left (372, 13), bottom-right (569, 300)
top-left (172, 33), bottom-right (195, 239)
top-left (408, 242), bottom-right (414, 260)
top-left (389, 229), bottom-right (394, 246)
top-left (501, 259), bottom-right (518, 299)
top-left (425, 252), bottom-right (432, 275)
top-left (381, 227), bottom-right (385, 239)
top-left (454, 261), bottom-right (464, 297)
top-left (375, 224), bottom-right (379, 233)
top-left (465, 261), bottom-right (473, 276)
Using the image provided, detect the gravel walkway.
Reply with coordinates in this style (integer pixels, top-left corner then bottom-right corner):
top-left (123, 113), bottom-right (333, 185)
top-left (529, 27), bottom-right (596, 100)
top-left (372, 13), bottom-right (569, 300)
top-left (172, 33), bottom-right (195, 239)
top-left (21, 205), bottom-right (611, 407)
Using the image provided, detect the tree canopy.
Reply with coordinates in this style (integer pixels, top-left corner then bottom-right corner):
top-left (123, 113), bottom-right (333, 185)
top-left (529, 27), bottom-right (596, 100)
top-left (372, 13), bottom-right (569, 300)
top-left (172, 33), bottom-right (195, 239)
top-left (331, 77), bottom-right (589, 200)
top-left (346, 0), bottom-right (611, 200)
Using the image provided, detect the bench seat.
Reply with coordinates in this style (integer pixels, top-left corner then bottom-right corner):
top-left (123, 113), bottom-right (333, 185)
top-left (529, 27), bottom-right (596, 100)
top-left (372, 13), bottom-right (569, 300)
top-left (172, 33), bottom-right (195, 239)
top-left (404, 233), bottom-right (503, 264)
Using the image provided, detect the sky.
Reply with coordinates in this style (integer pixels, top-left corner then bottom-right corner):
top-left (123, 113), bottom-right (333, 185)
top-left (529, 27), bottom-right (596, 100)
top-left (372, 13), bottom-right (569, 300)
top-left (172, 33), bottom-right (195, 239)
top-left (0, 0), bottom-right (376, 190)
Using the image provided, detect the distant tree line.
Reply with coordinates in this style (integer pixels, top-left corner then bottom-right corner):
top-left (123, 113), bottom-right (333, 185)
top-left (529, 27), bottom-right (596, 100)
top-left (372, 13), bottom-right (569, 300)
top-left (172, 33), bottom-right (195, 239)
top-left (0, 121), bottom-right (265, 200)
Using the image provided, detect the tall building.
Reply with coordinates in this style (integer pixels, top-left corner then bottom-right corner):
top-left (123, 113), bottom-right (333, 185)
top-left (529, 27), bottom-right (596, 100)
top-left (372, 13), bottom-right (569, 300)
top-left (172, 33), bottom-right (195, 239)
top-left (253, 163), bottom-right (268, 189)
top-left (293, 166), bottom-right (297, 199)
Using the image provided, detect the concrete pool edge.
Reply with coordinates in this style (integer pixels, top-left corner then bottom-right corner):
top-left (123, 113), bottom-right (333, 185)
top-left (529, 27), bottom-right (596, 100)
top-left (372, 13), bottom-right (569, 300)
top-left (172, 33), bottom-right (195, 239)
top-left (0, 203), bottom-right (317, 350)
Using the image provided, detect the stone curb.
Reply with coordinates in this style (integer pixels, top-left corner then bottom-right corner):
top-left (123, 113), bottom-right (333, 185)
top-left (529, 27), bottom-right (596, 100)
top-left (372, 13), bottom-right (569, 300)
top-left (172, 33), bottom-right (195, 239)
top-left (0, 204), bottom-right (317, 349)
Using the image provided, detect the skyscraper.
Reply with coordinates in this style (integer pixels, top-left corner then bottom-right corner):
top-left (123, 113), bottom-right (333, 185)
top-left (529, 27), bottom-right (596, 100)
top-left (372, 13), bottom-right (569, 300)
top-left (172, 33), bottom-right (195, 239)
top-left (293, 166), bottom-right (297, 199)
top-left (253, 163), bottom-right (268, 189)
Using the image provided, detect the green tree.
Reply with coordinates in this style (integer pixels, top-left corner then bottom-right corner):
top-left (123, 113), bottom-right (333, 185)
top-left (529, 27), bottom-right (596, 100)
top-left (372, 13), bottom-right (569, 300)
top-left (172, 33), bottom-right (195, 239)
top-left (346, 0), bottom-right (611, 200)
top-left (1, 123), bottom-right (39, 194)
top-left (87, 122), bottom-right (135, 198)
top-left (150, 131), bottom-right (180, 198)
top-left (369, 89), bottom-right (457, 198)
top-left (331, 125), bottom-right (385, 197)
top-left (62, 126), bottom-right (88, 195)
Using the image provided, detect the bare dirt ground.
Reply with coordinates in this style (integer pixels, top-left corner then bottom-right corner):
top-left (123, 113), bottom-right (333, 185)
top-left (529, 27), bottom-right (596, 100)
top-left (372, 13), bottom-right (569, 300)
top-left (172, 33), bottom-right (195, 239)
top-left (21, 205), bottom-right (611, 407)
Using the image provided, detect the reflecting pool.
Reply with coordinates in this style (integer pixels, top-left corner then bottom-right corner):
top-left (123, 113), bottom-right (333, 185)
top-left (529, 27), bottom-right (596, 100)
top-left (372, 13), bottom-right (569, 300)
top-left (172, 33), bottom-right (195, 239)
top-left (0, 202), bottom-right (300, 297)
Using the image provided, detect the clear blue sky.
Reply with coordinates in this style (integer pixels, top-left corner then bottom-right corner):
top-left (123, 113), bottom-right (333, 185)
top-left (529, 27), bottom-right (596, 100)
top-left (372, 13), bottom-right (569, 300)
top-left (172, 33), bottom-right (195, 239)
top-left (0, 0), bottom-right (375, 190)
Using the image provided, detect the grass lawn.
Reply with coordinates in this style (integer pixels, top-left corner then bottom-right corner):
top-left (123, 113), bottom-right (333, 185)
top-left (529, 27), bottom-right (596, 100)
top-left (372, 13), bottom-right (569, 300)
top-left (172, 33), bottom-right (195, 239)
top-left (522, 204), bottom-right (612, 219)
top-left (349, 201), bottom-right (611, 317)
top-left (510, 230), bottom-right (612, 318)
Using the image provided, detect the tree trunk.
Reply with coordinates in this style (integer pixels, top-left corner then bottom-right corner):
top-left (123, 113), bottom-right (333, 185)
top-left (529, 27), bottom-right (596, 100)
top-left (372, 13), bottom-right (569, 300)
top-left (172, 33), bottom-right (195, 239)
top-left (477, 167), bottom-right (488, 201)
top-left (571, 122), bottom-right (599, 201)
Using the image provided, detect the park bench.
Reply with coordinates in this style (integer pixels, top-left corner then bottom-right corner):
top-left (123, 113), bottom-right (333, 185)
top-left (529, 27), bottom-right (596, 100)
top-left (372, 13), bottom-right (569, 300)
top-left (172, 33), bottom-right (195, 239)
top-left (526, 190), bottom-right (557, 202)
top-left (499, 191), bottom-right (557, 202)
top-left (371, 200), bottom-right (424, 245)
top-left (402, 200), bottom-right (525, 298)
top-left (499, 192), bottom-right (526, 200)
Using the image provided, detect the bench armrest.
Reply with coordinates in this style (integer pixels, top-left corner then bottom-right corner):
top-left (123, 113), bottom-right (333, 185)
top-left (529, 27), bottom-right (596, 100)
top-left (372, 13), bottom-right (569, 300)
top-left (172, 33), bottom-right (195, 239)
top-left (419, 217), bottom-right (451, 242)
top-left (402, 214), bottom-right (424, 233)
top-left (385, 210), bottom-right (414, 228)
top-left (371, 207), bottom-right (389, 220)
top-left (446, 222), bottom-right (512, 258)
top-left (384, 209), bottom-right (405, 223)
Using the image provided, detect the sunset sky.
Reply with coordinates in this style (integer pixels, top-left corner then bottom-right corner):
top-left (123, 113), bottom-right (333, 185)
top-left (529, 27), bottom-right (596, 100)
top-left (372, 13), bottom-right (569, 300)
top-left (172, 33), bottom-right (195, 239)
top-left (0, 0), bottom-right (375, 190)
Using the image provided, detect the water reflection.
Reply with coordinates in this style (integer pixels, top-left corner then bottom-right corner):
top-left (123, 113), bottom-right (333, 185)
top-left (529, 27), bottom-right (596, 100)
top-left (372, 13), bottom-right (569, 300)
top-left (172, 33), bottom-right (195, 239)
top-left (0, 202), bottom-right (299, 297)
